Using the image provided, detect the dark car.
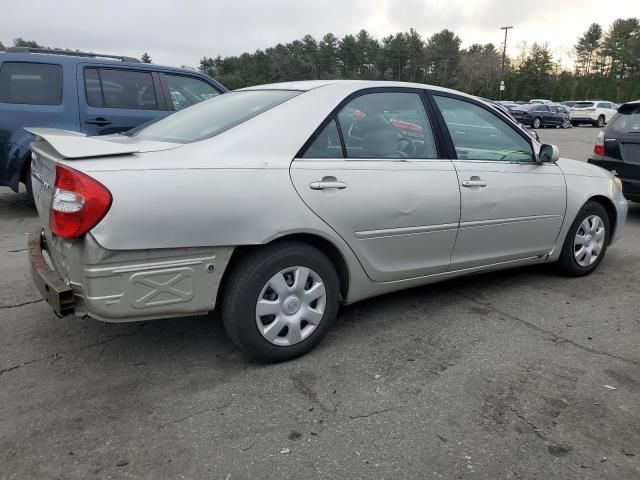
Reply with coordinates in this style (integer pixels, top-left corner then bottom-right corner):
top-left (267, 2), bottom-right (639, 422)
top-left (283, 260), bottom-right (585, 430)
top-left (588, 100), bottom-right (640, 202)
top-left (510, 103), bottom-right (565, 129)
top-left (549, 103), bottom-right (572, 128)
top-left (0, 47), bottom-right (227, 197)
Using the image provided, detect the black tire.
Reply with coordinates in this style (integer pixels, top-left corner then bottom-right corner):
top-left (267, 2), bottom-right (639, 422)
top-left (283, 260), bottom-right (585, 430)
top-left (221, 242), bottom-right (340, 362)
top-left (556, 201), bottom-right (610, 277)
top-left (571, 121), bottom-right (579, 127)
top-left (596, 115), bottom-right (605, 128)
top-left (532, 117), bottom-right (542, 129)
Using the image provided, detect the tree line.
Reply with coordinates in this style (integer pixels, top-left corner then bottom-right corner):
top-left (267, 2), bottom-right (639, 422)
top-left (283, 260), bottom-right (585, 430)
top-left (3, 17), bottom-right (639, 102)
top-left (198, 19), bottom-right (640, 102)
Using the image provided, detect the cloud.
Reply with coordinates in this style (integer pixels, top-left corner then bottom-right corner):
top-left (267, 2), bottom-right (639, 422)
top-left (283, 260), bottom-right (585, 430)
top-left (1, 0), bottom-right (637, 68)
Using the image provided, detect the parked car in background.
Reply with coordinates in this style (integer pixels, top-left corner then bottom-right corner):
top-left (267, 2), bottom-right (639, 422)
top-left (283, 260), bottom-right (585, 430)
top-left (481, 98), bottom-right (540, 141)
top-left (0, 47), bottom-right (227, 197)
top-left (589, 100), bottom-right (640, 202)
top-left (496, 101), bottom-right (521, 111)
top-left (561, 101), bottom-right (578, 108)
top-left (570, 100), bottom-right (617, 127)
top-left (530, 99), bottom-right (553, 104)
top-left (511, 103), bottom-right (565, 128)
top-left (27, 80), bottom-right (627, 362)
top-left (549, 103), bottom-right (572, 128)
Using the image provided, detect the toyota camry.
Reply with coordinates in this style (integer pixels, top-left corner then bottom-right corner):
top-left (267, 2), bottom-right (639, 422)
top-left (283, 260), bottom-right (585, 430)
top-left (27, 80), bottom-right (628, 362)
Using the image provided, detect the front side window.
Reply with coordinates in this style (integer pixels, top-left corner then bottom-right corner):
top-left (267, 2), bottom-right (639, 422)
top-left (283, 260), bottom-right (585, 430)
top-left (165, 74), bottom-right (220, 111)
top-left (336, 92), bottom-right (438, 159)
top-left (434, 95), bottom-right (534, 162)
top-left (133, 90), bottom-right (299, 143)
top-left (85, 68), bottom-right (158, 110)
top-left (0, 62), bottom-right (62, 105)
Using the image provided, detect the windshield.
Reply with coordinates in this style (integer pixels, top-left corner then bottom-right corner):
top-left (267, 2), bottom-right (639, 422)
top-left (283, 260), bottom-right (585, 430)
top-left (133, 90), bottom-right (301, 143)
top-left (609, 106), bottom-right (640, 134)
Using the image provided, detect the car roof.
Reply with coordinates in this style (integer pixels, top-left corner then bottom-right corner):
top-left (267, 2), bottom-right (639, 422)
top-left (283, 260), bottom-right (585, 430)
top-left (238, 79), bottom-right (477, 98)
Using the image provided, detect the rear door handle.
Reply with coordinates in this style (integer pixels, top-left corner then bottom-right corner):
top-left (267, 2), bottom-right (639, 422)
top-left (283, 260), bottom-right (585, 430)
top-left (462, 179), bottom-right (487, 188)
top-left (310, 179), bottom-right (347, 190)
top-left (85, 117), bottom-right (112, 126)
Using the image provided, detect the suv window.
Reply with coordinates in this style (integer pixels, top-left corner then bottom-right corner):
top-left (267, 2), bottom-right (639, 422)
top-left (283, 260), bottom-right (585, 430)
top-left (535, 105), bottom-right (550, 112)
top-left (574, 102), bottom-right (595, 108)
top-left (336, 92), bottom-right (437, 159)
top-left (164, 74), bottom-right (220, 111)
top-left (434, 95), bottom-right (534, 162)
top-left (84, 68), bottom-right (158, 110)
top-left (0, 62), bottom-right (62, 105)
top-left (303, 119), bottom-right (343, 158)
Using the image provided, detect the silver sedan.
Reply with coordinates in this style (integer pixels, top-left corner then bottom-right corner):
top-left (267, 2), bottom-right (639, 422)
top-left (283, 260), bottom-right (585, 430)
top-left (27, 80), bottom-right (628, 362)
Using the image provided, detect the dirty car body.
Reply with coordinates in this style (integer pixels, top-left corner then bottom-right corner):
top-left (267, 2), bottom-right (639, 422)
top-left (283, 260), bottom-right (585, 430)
top-left (28, 80), bottom-right (628, 361)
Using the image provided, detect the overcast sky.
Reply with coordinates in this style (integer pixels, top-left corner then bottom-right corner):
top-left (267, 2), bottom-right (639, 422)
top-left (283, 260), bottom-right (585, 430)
top-left (1, 0), bottom-right (637, 68)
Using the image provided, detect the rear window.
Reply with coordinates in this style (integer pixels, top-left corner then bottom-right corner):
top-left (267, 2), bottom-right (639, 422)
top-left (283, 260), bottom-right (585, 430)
top-left (133, 90), bottom-right (300, 143)
top-left (573, 102), bottom-right (595, 108)
top-left (84, 68), bottom-right (158, 110)
top-left (0, 62), bottom-right (62, 105)
top-left (609, 105), bottom-right (640, 134)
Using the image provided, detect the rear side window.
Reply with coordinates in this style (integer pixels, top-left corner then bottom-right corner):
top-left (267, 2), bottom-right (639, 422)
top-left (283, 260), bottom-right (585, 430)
top-left (303, 119), bottom-right (344, 158)
top-left (608, 105), bottom-right (640, 134)
top-left (84, 68), bottom-right (158, 110)
top-left (164, 74), bottom-right (220, 111)
top-left (0, 62), bottom-right (62, 105)
top-left (133, 90), bottom-right (300, 143)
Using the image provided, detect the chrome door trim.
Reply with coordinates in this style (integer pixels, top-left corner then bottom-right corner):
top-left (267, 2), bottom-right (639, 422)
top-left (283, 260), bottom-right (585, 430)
top-left (354, 222), bottom-right (459, 239)
top-left (459, 214), bottom-right (563, 230)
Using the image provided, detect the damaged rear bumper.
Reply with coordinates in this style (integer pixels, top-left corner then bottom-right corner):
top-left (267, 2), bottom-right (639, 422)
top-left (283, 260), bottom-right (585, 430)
top-left (28, 228), bottom-right (74, 316)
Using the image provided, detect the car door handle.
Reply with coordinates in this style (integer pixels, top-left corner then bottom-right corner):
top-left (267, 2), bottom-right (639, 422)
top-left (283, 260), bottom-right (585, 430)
top-left (310, 179), bottom-right (347, 190)
top-left (462, 179), bottom-right (487, 188)
top-left (85, 117), bottom-right (112, 126)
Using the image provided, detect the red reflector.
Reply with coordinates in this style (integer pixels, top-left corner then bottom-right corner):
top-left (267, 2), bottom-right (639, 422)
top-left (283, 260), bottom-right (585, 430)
top-left (50, 164), bottom-right (112, 239)
top-left (594, 144), bottom-right (605, 156)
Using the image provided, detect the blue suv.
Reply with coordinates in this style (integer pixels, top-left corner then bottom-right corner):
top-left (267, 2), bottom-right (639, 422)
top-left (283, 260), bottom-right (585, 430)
top-left (0, 47), bottom-right (227, 196)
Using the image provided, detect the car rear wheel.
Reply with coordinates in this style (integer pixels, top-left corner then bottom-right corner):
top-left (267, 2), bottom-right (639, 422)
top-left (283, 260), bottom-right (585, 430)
top-left (596, 115), bottom-right (605, 128)
top-left (556, 201), bottom-right (610, 277)
top-left (221, 242), bottom-right (340, 362)
top-left (532, 117), bottom-right (541, 129)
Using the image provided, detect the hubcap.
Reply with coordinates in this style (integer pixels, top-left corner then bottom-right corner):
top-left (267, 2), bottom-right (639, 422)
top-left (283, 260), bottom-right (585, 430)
top-left (255, 266), bottom-right (327, 346)
top-left (574, 215), bottom-right (605, 267)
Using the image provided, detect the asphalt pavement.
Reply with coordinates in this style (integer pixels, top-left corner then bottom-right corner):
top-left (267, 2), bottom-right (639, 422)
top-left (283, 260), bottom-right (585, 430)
top-left (1, 126), bottom-right (639, 479)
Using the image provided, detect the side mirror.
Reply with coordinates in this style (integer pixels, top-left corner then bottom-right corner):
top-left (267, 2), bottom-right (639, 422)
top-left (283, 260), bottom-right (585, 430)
top-left (538, 144), bottom-right (560, 162)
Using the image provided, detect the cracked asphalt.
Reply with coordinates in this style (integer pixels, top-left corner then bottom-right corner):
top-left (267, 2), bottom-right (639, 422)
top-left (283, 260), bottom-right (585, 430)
top-left (1, 127), bottom-right (639, 479)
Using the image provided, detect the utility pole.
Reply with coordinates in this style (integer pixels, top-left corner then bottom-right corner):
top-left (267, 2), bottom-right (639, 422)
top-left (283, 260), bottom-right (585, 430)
top-left (500, 26), bottom-right (513, 100)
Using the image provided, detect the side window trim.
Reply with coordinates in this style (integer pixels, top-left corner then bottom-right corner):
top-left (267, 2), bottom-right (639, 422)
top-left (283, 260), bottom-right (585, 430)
top-left (297, 86), bottom-right (443, 160)
top-left (427, 91), bottom-right (535, 163)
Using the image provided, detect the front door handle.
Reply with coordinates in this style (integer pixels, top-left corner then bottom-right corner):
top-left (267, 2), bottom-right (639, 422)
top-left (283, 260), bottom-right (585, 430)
top-left (85, 117), bottom-right (112, 127)
top-left (310, 177), bottom-right (347, 190)
top-left (461, 178), bottom-right (487, 188)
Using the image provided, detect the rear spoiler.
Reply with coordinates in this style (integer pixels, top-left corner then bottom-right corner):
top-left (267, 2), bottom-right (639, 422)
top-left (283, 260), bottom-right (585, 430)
top-left (25, 128), bottom-right (139, 159)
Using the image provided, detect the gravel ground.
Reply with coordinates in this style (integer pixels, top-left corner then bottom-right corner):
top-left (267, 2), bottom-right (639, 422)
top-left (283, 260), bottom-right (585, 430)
top-left (1, 126), bottom-right (639, 479)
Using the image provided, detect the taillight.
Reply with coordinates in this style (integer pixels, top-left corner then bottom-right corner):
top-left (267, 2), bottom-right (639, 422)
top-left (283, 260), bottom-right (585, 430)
top-left (593, 130), bottom-right (605, 157)
top-left (50, 164), bottom-right (112, 239)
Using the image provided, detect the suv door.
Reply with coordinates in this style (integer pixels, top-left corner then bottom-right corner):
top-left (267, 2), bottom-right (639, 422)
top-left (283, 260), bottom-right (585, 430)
top-left (290, 89), bottom-right (461, 282)
top-left (432, 94), bottom-right (566, 269)
top-left (77, 65), bottom-right (167, 135)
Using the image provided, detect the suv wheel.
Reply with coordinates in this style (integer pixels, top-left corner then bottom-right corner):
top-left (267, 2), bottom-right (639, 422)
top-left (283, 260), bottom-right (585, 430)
top-left (221, 242), bottom-right (340, 362)
top-left (556, 201), bottom-right (610, 277)
top-left (596, 116), bottom-right (605, 128)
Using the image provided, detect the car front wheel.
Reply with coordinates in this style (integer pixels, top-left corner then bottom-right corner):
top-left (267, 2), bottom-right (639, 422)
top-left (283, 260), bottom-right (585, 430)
top-left (221, 242), bottom-right (340, 362)
top-left (556, 201), bottom-right (610, 277)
